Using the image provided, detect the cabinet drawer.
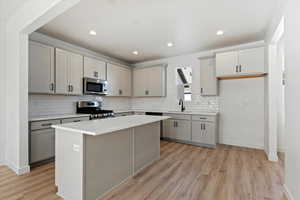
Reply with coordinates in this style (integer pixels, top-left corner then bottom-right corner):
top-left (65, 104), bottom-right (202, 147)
top-left (192, 115), bottom-right (215, 122)
top-left (61, 117), bottom-right (90, 124)
top-left (163, 113), bottom-right (191, 120)
top-left (30, 119), bottom-right (61, 131)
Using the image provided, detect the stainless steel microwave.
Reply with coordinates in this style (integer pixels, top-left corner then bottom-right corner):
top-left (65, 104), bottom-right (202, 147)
top-left (83, 78), bottom-right (108, 95)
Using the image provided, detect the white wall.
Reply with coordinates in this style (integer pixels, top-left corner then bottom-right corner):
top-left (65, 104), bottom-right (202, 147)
top-left (0, 19), bottom-right (5, 165)
top-left (285, 1), bottom-right (300, 199)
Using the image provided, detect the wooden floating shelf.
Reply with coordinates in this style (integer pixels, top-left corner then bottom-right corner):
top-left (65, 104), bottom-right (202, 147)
top-left (217, 73), bottom-right (267, 80)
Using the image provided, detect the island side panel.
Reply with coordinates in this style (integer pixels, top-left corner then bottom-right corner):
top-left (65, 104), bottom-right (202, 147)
top-left (134, 122), bottom-right (161, 173)
top-left (84, 129), bottom-right (132, 200)
top-left (55, 129), bottom-right (84, 200)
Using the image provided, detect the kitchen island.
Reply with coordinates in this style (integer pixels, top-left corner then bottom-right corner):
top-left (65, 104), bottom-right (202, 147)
top-left (52, 115), bottom-right (170, 200)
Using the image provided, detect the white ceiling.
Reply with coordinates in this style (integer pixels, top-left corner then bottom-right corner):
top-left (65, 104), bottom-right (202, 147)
top-left (39, 0), bottom-right (279, 63)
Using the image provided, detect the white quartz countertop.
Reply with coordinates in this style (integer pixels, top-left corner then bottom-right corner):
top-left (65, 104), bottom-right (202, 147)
top-left (29, 114), bottom-right (90, 122)
top-left (52, 115), bottom-right (170, 136)
top-left (114, 109), bottom-right (219, 116)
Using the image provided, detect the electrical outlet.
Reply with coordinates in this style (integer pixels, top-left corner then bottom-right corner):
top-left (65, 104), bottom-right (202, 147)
top-left (73, 144), bottom-right (80, 152)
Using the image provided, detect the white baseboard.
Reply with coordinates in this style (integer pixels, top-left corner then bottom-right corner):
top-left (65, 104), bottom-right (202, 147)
top-left (284, 184), bottom-right (294, 200)
top-left (6, 161), bottom-right (30, 175)
top-left (219, 140), bottom-right (264, 150)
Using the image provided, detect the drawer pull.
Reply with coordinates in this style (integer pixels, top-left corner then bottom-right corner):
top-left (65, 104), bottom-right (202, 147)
top-left (199, 117), bottom-right (207, 120)
top-left (41, 123), bottom-right (52, 127)
top-left (73, 120), bottom-right (81, 122)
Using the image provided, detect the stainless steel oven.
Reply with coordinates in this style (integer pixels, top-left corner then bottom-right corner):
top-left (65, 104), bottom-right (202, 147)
top-left (83, 78), bottom-right (108, 95)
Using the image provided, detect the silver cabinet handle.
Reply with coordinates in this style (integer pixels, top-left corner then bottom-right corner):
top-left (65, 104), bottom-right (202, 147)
top-left (71, 85), bottom-right (74, 92)
top-left (239, 65), bottom-right (242, 72)
top-left (49, 83), bottom-right (54, 91)
top-left (68, 85), bottom-right (71, 92)
top-left (119, 89), bottom-right (123, 95)
top-left (73, 120), bottom-right (81, 122)
top-left (200, 123), bottom-right (203, 130)
top-left (236, 65), bottom-right (238, 73)
top-left (199, 117), bottom-right (207, 120)
top-left (145, 90), bottom-right (149, 95)
top-left (203, 123), bottom-right (206, 130)
top-left (201, 88), bottom-right (203, 94)
top-left (94, 71), bottom-right (99, 78)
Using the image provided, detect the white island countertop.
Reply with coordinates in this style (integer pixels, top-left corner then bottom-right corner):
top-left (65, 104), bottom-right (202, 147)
top-left (52, 115), bottom-right (170, 136)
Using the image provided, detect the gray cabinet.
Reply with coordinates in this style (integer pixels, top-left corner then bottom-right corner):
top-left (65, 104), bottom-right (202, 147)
top-left (163, 114), bottom-right (192, 141)
top-left (191, 115), bottom-right (217, 146)
top-left (107, 63), bottom-right (132, 97)
top-left (55, 48), bottom-right (83, 95)
top-left (83, 56), bottom-right (106, 80)
top-left (163, 113), bottom-right (218, 147)
top-left (29, 41), bottom-right (55, 94)
top-left (30, 129), bottom-right (55, 163)
top-left (216, 47), bottom-right (265, 77)
top-left (200, 58), bottom-right (217, 96)
top-left (29, 116), bottom-right (90, 166)
top-left (133, 65), bottom-right (166, 97)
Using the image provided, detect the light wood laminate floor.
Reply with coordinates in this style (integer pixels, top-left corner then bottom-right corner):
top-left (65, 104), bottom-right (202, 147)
top-left (0, 141), bottom-right (285, 200)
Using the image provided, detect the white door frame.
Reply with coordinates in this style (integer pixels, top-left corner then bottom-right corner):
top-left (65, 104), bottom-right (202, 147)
top-left (266, 17), bottom-right (285, 161)
top-left (4, 0), bottom-right (80, 175)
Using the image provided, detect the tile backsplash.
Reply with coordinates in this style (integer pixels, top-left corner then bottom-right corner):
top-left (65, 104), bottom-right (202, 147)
top-left (131, 94), bottom-right (219, 112)
top-left (29, 94), bottom-right (218, 117)
top-left (29, 95), bottom-right (131, 117)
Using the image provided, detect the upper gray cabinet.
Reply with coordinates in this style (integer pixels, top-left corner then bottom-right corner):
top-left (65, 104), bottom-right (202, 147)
top-left (107, 63), bottom-right (132, 97)
top-left (29, 41), bottom-right (55, 94)
top-left (55, 48), bottom-right (83, 95)
top-left (216, 47), bottom-right (265, 77)
top-left (199, 58), bottom-right (217, 96)
top-left (83, 57), bottom-right (106, 80)
top-left (133, 65), bottom-right (166, 97)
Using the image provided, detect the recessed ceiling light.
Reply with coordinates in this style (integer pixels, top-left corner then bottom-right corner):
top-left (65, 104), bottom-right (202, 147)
top-left (167, 42), bottom-right (174, 47)
top-left (132, 51), bottom-right (139, 55)
top-left (89, 30), bottom-right (97, 35)
top-left (216, 30), bottom-right (224, 36)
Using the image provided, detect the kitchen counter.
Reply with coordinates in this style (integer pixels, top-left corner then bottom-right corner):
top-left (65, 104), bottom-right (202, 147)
top-left (29, 114), bottom-right (90, 122)
top-left (52, 115), bottom-right (170, 136)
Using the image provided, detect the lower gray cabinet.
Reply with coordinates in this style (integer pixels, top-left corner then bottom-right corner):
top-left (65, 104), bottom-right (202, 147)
top-left (163, 119), bottom-right (191, 141)
top-left (29, 116), bottom-right (90, 166)
top-left (30, 128), bottom-right (55, 163)
top-left (191, 121), bottom-right (216, 145)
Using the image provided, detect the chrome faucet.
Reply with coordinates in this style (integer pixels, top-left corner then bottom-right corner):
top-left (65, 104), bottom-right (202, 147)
top-left (179, 99), bottom-right (186, 112)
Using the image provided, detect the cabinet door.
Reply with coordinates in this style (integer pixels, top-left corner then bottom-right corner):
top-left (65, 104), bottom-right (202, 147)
top-left (174, 120), bottom-right (191, 141)
top-left (200, 58), bottom-right (217, 96)
top-left (30, 129), bottom-right (54, 163)
top-left (68, 52), bottom-right (83, 95)
top-left (55, 48), bottom-right (69, 94)
top-left (163, 119), bottom-right (175, 139)
top-left (148, 66), bottom-right (166, 96)
top-left (192, 121), bottom-right (215, 145)
top-left (216, 51), bottom-right (238, 77)
top-left (84, 57), bottom-right (106, 80)
top-left (238, 47), bottom-right (265, 74)
top-left (120, 67), bottom-right (132, 96)
top-left (107, 64), bottom-right (131, 96)
top-left (133, 68), bottom-right (148, 97)
top-left (29, 42), bottom-right (55, 94)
